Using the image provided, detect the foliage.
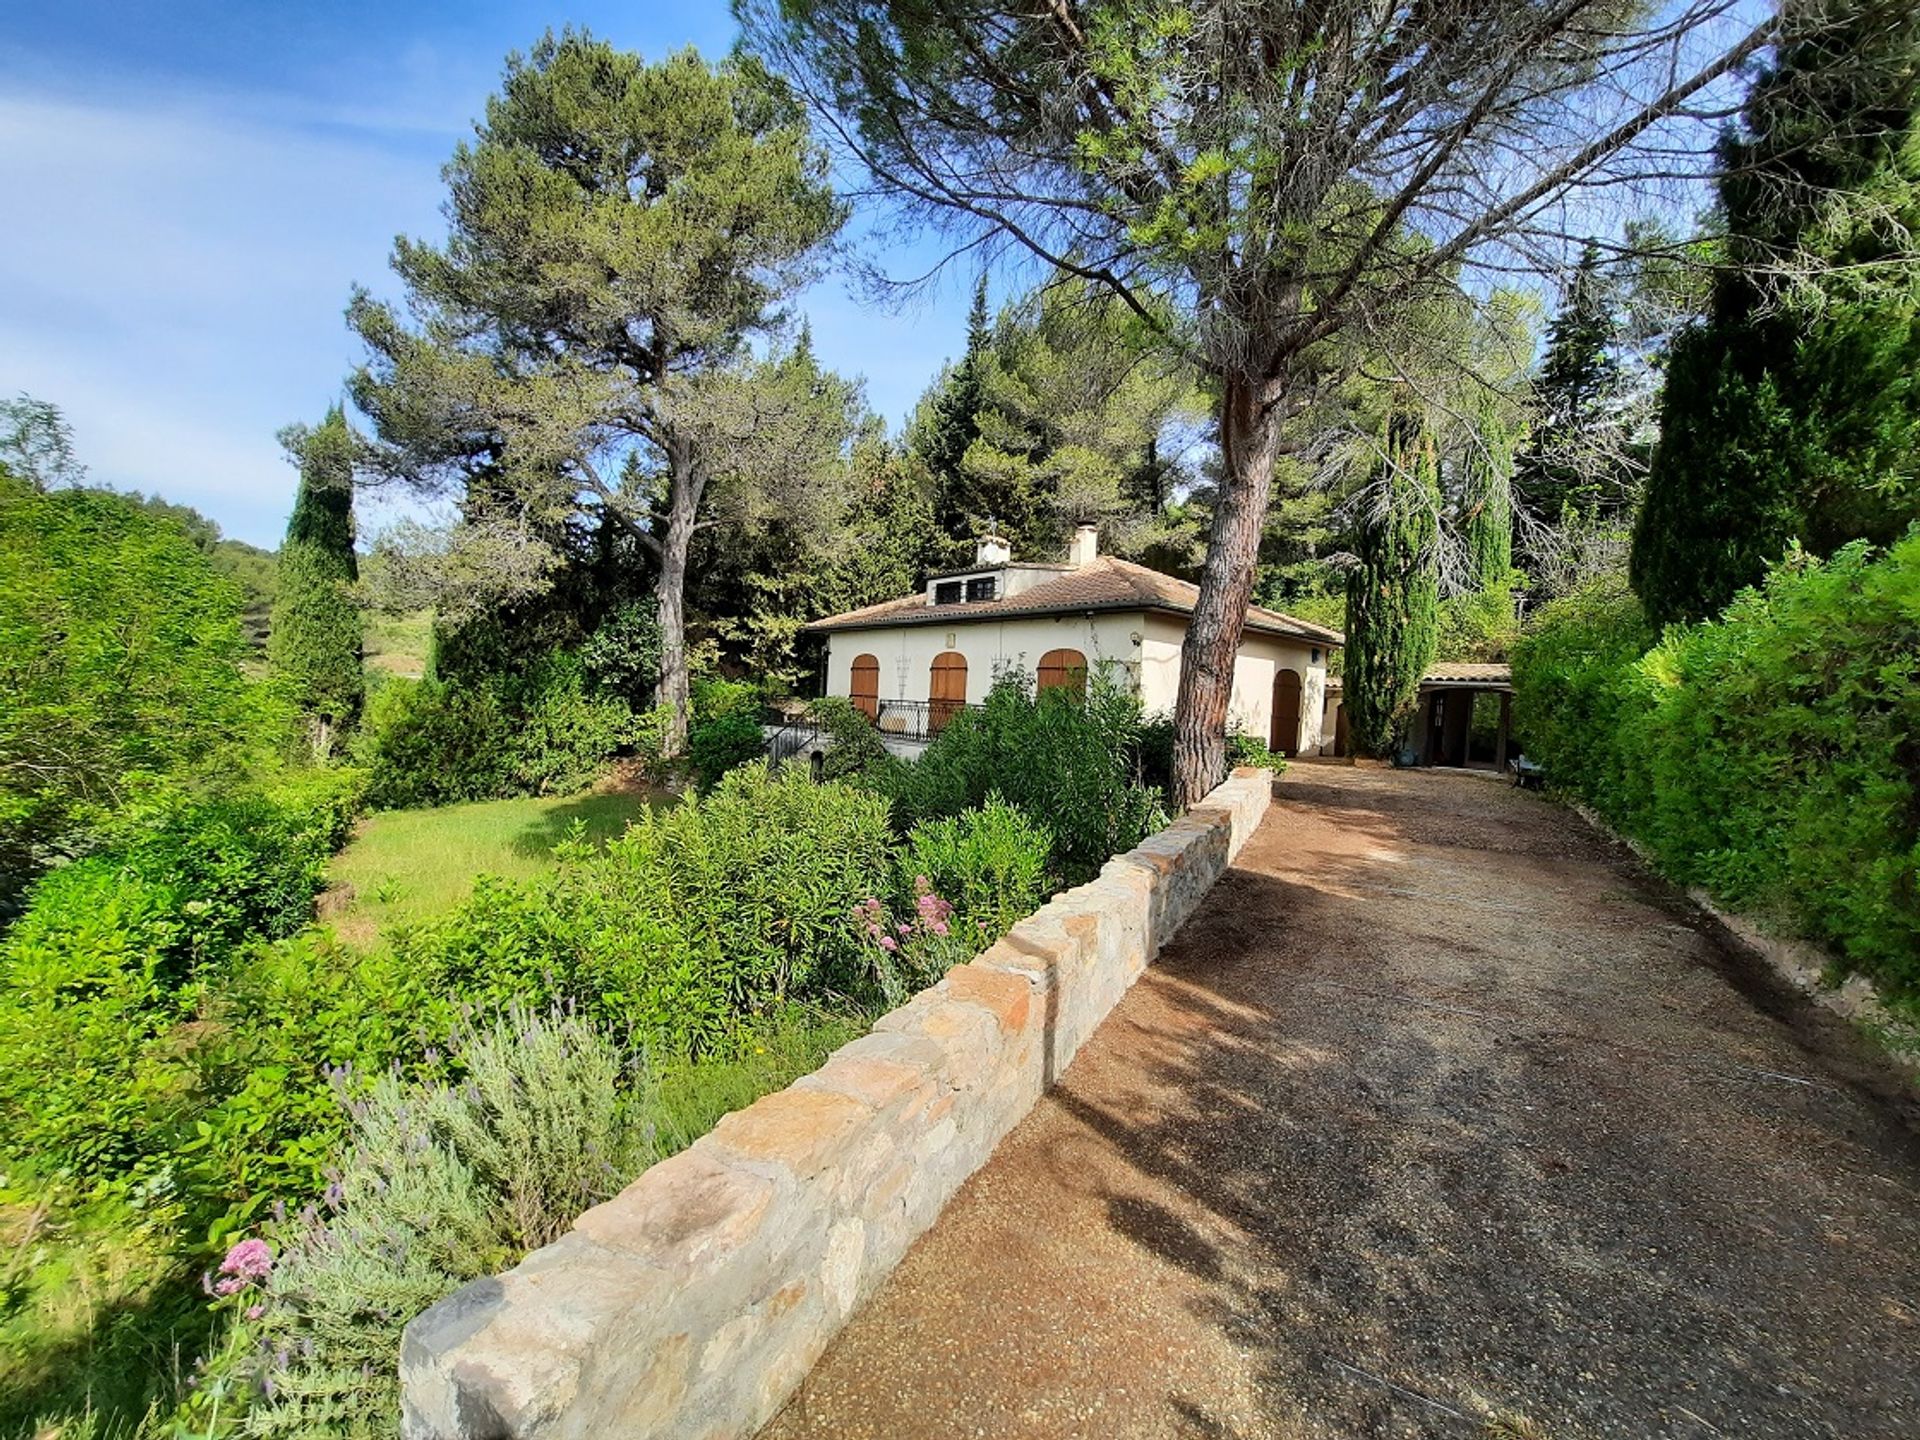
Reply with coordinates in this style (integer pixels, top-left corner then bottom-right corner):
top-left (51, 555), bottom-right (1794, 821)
top-left (806, 695), bottom-right (890, 779)
top-left (269, 410), bottom-right (364, 746)
top-left (1224, 732), bottom-right (1286, 772)
top-left (579, 598), bottom-right (663, 704)
top-left (1631, 1), bottom-right (1920, 625)
top-left (228, 1009), bottom-right (641, 1437)
top-left (1344, 412), bottom-right (1440, 757)
top-left (878, 671), bottom-right (1165, 886)
top-left (1435, 584), bottom-right (1522, 663)
top-left (0, 772), bottom-right (368, 1213)
top-left (913, 275), bottom-right (993, 562)
top-left (0, 471), bottom-right (271, 911)
top-left (687, 679), bottom-right (768, 789)
top-left (1514, 532), bottom-right (1920, 1009)
top-left (390, 764), bottom-right (897, 1054)
top-left (356, 656), bottom-right (640, 809)
top-left (349, 32), bottom-right (850, 755)
top-left (904, 797), bottom-right (1052, 941)
top-left (0, 392), bottom-right (86, 489)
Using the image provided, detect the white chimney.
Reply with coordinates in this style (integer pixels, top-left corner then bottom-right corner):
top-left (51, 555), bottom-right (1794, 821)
top-left (1068, 523), bottom-right (1099, 568)
top-left (975, 533), bottom-right (1011, 567)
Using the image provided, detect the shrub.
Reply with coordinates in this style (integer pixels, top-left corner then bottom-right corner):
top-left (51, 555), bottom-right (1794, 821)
top-left (905, 797), bottom-right (1051, 940)
top-left (1513, 535), bottom-right (1920, 1011)
top-left (355, 678), bottom-right (515, 809)
top-left (807, 695), bottom-right (889, 779)
top-left (1225, 731), bottom-right (1286, 772)
top-left (878, 670), bottom-right (1165, 886)
top-left (509, 652), bottom-right (640, 794)
top-left (688, 678), bottom-right (767, 788)
top-left (224, 1009), bottom-right (645, 1438)
top-left (393, 764), bottom-right (898, 1053)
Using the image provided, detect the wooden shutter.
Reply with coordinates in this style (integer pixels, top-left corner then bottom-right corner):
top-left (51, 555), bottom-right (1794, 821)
top-left (1036, 647), bottom-right (1088, 697)
top-left (850, 654), bottom-right (879, 721)
top-left (929, 651), bottom-right (968, 733)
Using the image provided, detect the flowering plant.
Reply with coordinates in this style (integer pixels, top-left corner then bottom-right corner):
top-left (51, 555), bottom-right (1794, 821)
top-left (853, 876), bottom-right (981, 1004)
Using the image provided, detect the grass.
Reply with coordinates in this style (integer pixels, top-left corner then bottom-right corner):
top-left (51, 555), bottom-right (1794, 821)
top-left (324, 786), bottom-right (667, 943)
top-left (362, 608), bottom-right (433, 680)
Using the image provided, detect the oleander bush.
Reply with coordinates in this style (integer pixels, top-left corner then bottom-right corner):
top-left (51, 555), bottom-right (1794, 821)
top-left (879, 671), bottom-right (1165, 886)
top-left (1513, 532), bottom-right (1920, 1011)
top-left (905, 797), bottom-right (1052, 941)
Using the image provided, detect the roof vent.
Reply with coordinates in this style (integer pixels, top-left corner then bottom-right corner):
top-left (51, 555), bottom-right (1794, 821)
top-left (1068, 523), bottom-right (1099, 568)
top-left (975, 533), bottom-right (1011, 567)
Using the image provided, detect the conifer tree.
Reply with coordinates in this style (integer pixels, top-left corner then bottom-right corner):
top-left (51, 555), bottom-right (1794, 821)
top-left (271, 407), bottom-right (363, 752)
top-left (916, 275), bottom-right (992, 552)
top-left (1345, 410), bottom-right (1440, 759)
top-left (1632, 0), bottom-right (1920, 625)
top-left (1465, 397), bottom-right (1520, 590)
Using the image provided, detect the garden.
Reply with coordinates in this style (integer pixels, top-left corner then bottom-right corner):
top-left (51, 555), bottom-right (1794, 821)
top-left (0, 461), bottom-right (1180, 1440)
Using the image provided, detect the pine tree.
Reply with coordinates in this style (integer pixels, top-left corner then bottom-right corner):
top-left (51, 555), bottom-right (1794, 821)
top-left (271, 408), bottom-right (363, 752)
top-left (1632, 0), bottom-right (1920, 625)
top-left (1345, 410), bottom-right (1440, 758)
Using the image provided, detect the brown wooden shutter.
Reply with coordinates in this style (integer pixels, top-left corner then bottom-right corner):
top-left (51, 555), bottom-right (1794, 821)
top-left (850, 654), bottom-right (879, 721)
top-left (1036, 647), bottom-right (1088, 697)
top-left (929, 651), bottom-right (968, 733)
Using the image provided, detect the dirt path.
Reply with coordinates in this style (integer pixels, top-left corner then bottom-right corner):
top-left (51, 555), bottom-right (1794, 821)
top-left (762, 763), bottom-right (1920, 1440)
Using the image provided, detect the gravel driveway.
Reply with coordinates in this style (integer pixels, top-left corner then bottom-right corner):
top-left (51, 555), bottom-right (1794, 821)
top-left (763, 762), bottom-right (1920, 1440)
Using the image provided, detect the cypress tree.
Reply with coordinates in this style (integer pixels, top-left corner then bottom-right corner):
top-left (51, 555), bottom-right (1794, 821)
top-left (1345, 409), bottom-right (1440, 758)
top-left (271, 407), bottom-right (363, 751)
top-left (1631, 0), bottom-right (1920, 626)
top-left (1465, 397), bottom-right (1519, 589)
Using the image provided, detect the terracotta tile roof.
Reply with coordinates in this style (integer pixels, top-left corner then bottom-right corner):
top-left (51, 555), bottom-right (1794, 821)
top-left (1325, 662), bottom-right (1511, 693)
top-left (804, 555), bottom-right (1345, 646)
top-left (1423, 662), bottom-right (1512, 686)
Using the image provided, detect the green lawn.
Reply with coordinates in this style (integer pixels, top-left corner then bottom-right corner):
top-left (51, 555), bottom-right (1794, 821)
top-left (363, 607), bottom-right (434, 680)
top-left (325, 787), bottom-right (666, 942)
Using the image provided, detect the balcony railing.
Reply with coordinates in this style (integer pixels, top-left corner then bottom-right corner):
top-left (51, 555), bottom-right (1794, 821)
top-left (763, 696), bottom-right (986, 765)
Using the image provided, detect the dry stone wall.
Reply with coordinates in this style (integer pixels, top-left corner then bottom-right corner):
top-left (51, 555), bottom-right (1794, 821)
top-left (400, 768), bottom-right (1275, 1440)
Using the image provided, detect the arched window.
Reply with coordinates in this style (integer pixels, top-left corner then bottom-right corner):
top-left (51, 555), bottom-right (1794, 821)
top-left (849, 653), bottom-right (879, 720)
top-left (1037, 647), bottom-right (1088, 697)
top-left (1270, 668), bottom-right (1303, 757)
top-left (929, 651), bottom-right (968, 733)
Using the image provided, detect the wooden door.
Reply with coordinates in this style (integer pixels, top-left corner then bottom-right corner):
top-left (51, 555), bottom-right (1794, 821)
top-left (929, 651), bottom-right (968, 733)
top-left (1036, 647), bottom-right (1088, 697)
top-left (1270, 668), bottom-right (1303, 757)
top-left (850, 654), bottom-right (879, 721)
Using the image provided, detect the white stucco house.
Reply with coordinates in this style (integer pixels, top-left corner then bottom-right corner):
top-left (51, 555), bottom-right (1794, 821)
top-left (800, 525), bottom-right (1343, 757)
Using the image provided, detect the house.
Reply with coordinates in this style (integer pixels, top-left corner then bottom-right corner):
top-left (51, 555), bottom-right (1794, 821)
top-left (1317, 662), bottom-right (1514, 769)
top-left (802, 525), bottom-right (1344, 757)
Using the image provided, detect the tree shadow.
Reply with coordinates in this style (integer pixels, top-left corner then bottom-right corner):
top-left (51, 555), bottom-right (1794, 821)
top-left (507, 789), bottom-right (665, 859)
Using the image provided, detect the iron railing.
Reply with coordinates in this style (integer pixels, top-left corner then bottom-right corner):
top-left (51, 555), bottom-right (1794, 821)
top-left (762, 697), bottom-right (985, 766)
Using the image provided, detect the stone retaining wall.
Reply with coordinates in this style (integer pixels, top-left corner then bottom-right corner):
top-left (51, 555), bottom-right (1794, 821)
top-left (400, 768), bottom-right (1275, 1440)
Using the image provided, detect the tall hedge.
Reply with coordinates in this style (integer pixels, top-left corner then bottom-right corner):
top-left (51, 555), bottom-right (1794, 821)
top-left (1514, 532), bottom-right (1920, 1010)
top-left (271, 409), bottom-right (363, 742)
top-left (1344, 411), bottom-right (1439, 757)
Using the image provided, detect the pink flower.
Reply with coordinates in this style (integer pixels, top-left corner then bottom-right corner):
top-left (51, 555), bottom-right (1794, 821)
top-left (219, 1238), bottom-right (273, 1283)
top-left (896, 922), bottom-right (911, 935)
top-left (928, 920), bottom-right (950, 937)
top-left (246, 1304), bottom-right (266, 1321)
top-left (877, 935), bottom-right (899, 953)
top-left (214, 1276), bottom-right (246, 1297)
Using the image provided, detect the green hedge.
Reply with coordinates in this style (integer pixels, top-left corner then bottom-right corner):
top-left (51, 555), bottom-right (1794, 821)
top-left (1513, 534), bottom-right (1920, 1010)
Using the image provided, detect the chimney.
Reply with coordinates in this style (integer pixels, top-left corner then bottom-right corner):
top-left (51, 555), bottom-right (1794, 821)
top-left (975, 533), bottom-right (1011, 567)
top-left (1068, 523), bottom-right (1099, 568)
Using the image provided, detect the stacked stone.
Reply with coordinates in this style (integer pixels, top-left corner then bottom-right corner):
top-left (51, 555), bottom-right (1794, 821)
top-left (401, 769), bottom-right (1275, 1440)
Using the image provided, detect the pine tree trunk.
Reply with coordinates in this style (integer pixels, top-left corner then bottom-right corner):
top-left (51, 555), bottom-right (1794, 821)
top-left (654, 433), bottom-right (702, 758)
top-left (1172, 372), bottom-right (1283, 809)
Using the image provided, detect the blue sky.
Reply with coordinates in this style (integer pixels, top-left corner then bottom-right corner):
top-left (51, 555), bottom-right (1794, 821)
top-left (0, 2), bottom-right (980, 547)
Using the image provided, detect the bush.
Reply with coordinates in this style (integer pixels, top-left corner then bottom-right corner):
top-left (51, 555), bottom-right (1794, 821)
top-left (1513, 535), bottom-right (1920, 1010)
top-left (905, 797), bottom-right (1052, 941)
top-left (393, 763), bottom-right (897, 1054)
top-left (355, 678), bottom-right (515, 809)
top-left (807, 695), bottom-right (889, 779)
top-left (216, 1009), bottom-right (645, 1438)
top-left (510, 651), bottom-right (641, 795)
top-left (688, 678), bottom-right (767, 788)
top-left (878, 670), bottom-right (1165, 886)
